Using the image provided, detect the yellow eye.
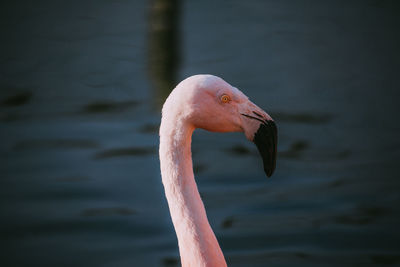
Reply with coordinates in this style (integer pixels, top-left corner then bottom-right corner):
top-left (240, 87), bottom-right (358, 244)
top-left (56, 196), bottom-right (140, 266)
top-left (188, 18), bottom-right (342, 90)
top-left (220, 94), bottom-right (230, 103)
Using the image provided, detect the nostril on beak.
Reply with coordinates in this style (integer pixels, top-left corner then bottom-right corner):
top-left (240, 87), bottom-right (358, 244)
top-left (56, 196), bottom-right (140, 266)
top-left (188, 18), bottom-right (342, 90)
top-left (252, 111), bottom-right (264, 118)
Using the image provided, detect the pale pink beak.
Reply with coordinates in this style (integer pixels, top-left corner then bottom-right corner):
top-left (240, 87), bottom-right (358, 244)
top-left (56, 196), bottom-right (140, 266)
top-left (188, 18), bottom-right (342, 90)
top-left (240, 103), bottom-right (277, 177)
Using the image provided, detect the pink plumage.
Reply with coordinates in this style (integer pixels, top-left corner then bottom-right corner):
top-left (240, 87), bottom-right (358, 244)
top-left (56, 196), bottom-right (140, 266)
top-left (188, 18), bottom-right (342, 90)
top-left (159, 75), bottom-right (277, 266)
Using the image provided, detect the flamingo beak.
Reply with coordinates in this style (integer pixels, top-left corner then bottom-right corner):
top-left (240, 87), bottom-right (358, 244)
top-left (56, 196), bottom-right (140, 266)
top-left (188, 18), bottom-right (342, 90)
top-left (253, 120), bottom-right (277, 177)
top-left (241, 113), bottom-right (277, 177)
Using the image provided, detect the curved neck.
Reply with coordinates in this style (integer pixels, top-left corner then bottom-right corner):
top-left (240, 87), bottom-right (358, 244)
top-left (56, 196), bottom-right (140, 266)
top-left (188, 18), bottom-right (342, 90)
top-left (159, 113), bottom-right (227, 267)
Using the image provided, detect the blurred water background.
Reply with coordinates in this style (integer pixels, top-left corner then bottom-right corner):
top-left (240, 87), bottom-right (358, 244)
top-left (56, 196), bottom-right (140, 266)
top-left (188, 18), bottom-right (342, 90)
top-left (1, 0), bottom-right (400, 266)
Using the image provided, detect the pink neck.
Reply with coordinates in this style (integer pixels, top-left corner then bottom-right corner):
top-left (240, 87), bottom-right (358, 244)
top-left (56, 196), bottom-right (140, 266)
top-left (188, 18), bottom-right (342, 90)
top-left (159, 113), bottom-right (227, 267)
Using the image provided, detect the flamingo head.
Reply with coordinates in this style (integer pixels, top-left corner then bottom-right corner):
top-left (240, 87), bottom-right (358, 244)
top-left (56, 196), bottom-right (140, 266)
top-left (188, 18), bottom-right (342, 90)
top-left (168, 74), bottom-right (277, 177)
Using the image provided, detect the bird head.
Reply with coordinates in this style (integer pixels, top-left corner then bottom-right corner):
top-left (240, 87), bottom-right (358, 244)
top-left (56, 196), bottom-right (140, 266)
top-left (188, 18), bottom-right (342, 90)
top-left (165, 74), bottom-right (277, 177)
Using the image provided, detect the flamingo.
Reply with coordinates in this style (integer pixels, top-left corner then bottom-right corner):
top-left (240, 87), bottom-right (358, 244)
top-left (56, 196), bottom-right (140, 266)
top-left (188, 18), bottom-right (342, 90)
top-left (159, 74), bottom-right (277, 266)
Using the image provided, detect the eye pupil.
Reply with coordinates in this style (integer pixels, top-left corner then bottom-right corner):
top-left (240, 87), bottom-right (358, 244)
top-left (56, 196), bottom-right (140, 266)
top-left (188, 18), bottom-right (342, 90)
top-left (221, 95), bottom-right (230, 103)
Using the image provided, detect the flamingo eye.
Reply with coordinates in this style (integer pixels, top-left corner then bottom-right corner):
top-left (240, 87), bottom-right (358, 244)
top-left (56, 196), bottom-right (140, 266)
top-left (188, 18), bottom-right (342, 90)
top-left (220, 94), bottom-right (230, 103)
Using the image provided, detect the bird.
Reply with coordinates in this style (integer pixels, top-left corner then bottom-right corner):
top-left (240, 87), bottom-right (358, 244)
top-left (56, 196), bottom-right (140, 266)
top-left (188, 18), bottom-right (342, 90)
top-left (159, 74), bottom-right (277, 266)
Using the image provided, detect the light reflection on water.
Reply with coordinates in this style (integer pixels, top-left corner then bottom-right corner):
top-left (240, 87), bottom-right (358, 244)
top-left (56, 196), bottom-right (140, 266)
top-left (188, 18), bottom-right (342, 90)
top-left (1, 0), bottom-right (400, 266)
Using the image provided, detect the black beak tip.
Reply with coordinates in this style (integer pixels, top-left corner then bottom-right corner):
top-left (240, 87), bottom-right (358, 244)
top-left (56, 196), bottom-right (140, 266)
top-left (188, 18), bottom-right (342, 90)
top-left (253, 120), bottom-right (277, 178)
top-left (266, 168), bottom-right (273, 178)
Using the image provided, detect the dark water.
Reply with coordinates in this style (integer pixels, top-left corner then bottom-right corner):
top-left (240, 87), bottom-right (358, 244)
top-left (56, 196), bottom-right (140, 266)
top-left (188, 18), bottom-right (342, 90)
top-left (1, 0), bottom-right (400, 266)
